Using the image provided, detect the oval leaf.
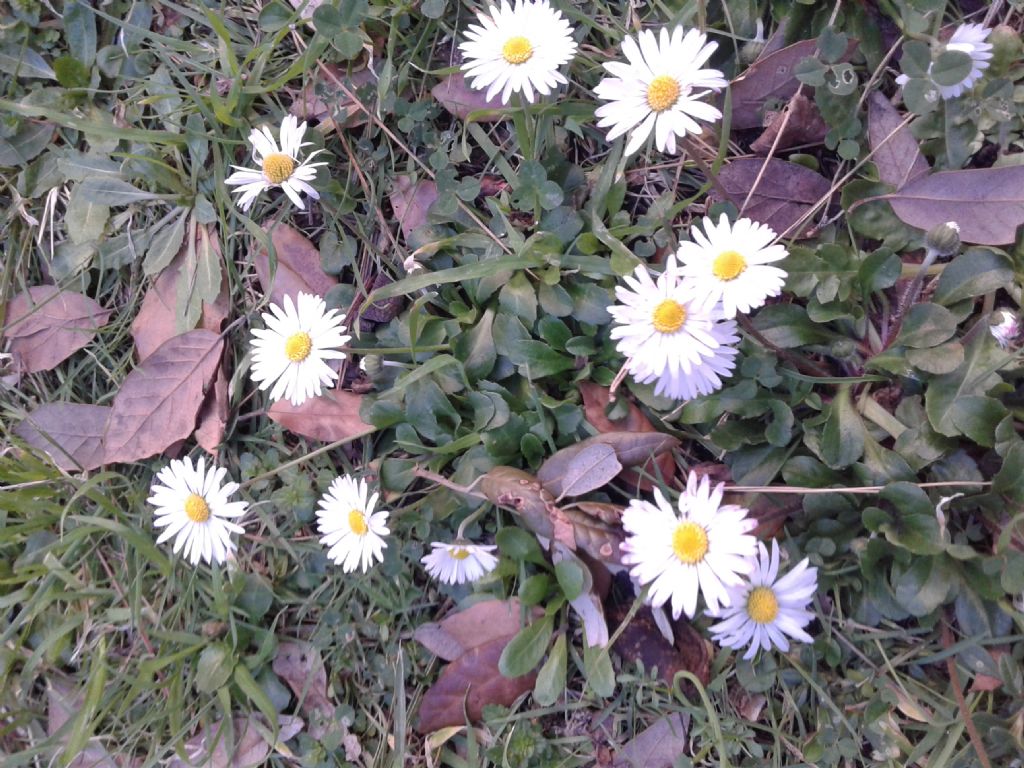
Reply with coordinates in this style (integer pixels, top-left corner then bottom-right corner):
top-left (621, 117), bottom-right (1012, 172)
top-left (15, 403), bottom-right (110, 471)
top-left (867, 91), bottom-right (929, 189)
top-left (552, 443), bottom-right (622, 500)
top-left (498, 615), bottom-right (553, 678)
top-left (714, 157), bottom-right (831, 238)
top-left (253, 223), bottom-right (337, 306)
top-left (267, 389), bottom-right (373, 443)
top-left (3, 285), bottom-right (111, 373)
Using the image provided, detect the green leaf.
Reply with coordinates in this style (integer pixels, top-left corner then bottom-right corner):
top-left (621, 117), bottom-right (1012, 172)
top-left (821, 386), bottom-right (865, 469)
top-left (752, 304), bottom-right (837, 348)
top-left (195, 644), bottom-right (234, 693)
top-left (993, 442), bottom-right (1024, 502)
top-left (498, 616), bottom-right (553, 678)
top-left (0, 121), bottom-right (54, 167)
top-left (582, 642), bottom-right (615, 697)
top-left (65, 184), bottom-right (109, 244)
top-left (925, 328), bottom-right (1012, 437)
top-left (933, 249), bottom-right (1015, 306)
top-left (176, 221), bottom-right (222, 332)
top-left (906, 342), bottom-right (964, 374)
top-left (554, 559), bottom-right (586, 601)
top-left (142, 209), bottom-right (188, 276)
top-left (897, 303), bottom-right (958, 348)
top-left (64, 0), bottom-right (97, 67)
top-left (53, 56), bottom-right (90, 89)
top-left (498, 272), bottom-right (538, 326)
top-left (931, 49), bottom-right (974, 87)
top-left (233, 663), bottom-right (278, 733)
top-left (863, 482), bottom-right (945, 555)
top-left (944, 396), bottom-right (1007, 447)
top-left (57, 151), bottom-right (121, 181)
top-left (78, 176), bottom-right (162, 205)
top-left (532, 634), bottom-right (567, 707)
top-left (454, 307), bottom-right (497, 381)
top-left (367, 254), bottom-right (545, 303)
top-left (515, 341), bottom-right (575, 379)
top-left (495, 526), bottom-right (544, 562)
top-left (892, 557), bottom-right (953, 617)
top-left (0, 44), bottom-right (55, 79)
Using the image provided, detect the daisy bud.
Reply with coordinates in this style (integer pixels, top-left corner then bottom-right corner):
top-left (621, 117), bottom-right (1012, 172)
top-left (925, 221), bottom-right (960, 257)
top-left (989, 25), bottom-right (1022, 76)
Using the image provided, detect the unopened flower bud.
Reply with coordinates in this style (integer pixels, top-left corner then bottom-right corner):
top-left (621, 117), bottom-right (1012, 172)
top-left (403, 255), bottom-right (424, 274)
top-left (989, 25), bottom-right (1022, 76)
top-left (925, 221), bottom-right (960, 257)
top-left (741, 20), bottom-right (767, 64)
top-left (360, 355), bottom-right (384, 379)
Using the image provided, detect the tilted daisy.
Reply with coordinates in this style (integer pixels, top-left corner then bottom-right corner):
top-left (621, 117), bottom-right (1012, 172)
top-left (707, 540), bottom-right (818, 660)
top-left (317, 475), bottom-right (390, 573)
top-left (225, 114), bottom-right (327, 211)
top-left (421, 541), bottom-right (500, 585)
top-left (595, 25), bottom-right (727, 155)
top-left (148, 457), bottom-right (248, 567)
top-left (608, 256), bottom-right (740, 401)
top-left (621, 472), bottom-right (758, 619)
top-left (249, 292), bottom-right (351, 406)
top-left (675, 214), bottom-right (789, 318)
top-left (459, 0), bottom-right (578, 105)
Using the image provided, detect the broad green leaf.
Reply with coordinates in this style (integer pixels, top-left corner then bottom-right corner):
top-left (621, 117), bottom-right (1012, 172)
top-left (79, 176), bottom-right (162, 205)
top-left (821, 386), bottom-right (865, 469)
top-left (367, 254), bottom-right (545, 304)
top-left (892, 557), bottom-right (953, 617)
top-left (933, 248), bottom-right (1014, 306)
top-left (931, 49), bottom-right (973, 87)
top-left (57, 151), bottom-right (121, 181)
top-left (65, 184), bottom-right (109, 244)
top-left (554, 559), bottom-right (586, 601)
top-left (582, 642), bottom-right (615, 697)
top-left (0, 121), bottom-right (54, 167)
top-left (498, 616), bottom-right (553, 678)
top-left (454, 307), bottom-right (496, 381)
top-left (897, 303), bottom-right (958, 348)
top-left (533, 634), bottom-right (567, 707)
top-left (752, 304), bottom-right (837, 348)
top-left (862, 482), bottom-right (944, 555)
top-left (142, 208), bottom-right (188, 276)
top-left (515, 341), bottom-right (575, 379)
top-left (196, 644), bottom-right (235, 693)
top-left (176, 222), bottom-right (222, 332)
top-left (64, 0), bottom-right (97, 67)
top-left (925, 327), bottom-right (1012, 437)
top-left (498, 272), bottom-right (538, 326)
top-left (0, 44), bottom-right (55, 79)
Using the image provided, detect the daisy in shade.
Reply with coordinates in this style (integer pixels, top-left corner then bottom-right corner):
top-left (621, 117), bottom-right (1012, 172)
top-left (148, 457), bottom-right (248, 567)
top-left (317, 475), bottom-right (390, 573)
top-left (990, 308), bottom-right (1020, 348)
top-left (897, 23), bottom-right (993, 100)
top-left (421, 541), bottom-right (500, 585)
top-left (595, 25), bottom-right (727, 156)
top-left (225, 115), bottom-right (327, 211)
top-left (459, 0), bottom-right (578, 104)
top-left (621, 472), bottom-right (758, 619)
top-left (249, 292), bottom-right (350, 406)
top-left (609, 256), bottom-right (740, 401)
top-left (707, 540), bottom-right (818, 660)
top-left (675, 214), bottom-right (789, 318)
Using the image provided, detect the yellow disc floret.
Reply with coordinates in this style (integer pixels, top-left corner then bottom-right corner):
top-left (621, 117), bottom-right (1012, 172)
top-left (672, 521), bottom-right (709, 564)
top-left (449, 547), bottom-right (471, 560)
top-left (652, 299), bottom-right (687, 334)
top-left (348, 509), bottom-right (368, 536)
top-left (262, 153), bottom-right (295, 184)
top-left (284, 332), bottom-right (312, 362)
top-left (712, 250), bottom-right (748, 281)
top-left (646, 75), bottom-right (681, 112)
top-left (746, 586), bottom-right (780, 624)
top-left (184, 493), bottom-right (211, 523)
top-left (502, 36), bottom-right (534, 64)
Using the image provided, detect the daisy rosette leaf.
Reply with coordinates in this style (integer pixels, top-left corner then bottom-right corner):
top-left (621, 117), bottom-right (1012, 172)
top-left (608, 256), bottom-right (740, 400)
top-left (421, 541), bottom-right (499, 585)
top-left (250, 292), bottom-right (351, 406)
top-left (225, 114), bottom-right (328, 211)
top-left (707, 540), bottom-right (818, 660)
top-left (459, 0), bottom-right (578, 104)
top-left (595, 25), bottom-right (727, 155)
top-left (675, 214), bottom-right (789, 319)
top-left (317, 475), bottom-right (390, 573)
top-left (148, 457), bottom-right (248, 567)
top-left (621, 472), bottom-right (758, 619)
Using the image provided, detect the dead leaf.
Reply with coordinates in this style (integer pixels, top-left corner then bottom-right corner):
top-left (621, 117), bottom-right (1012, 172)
top-left (714, 157), bottom-right (831, 238)
top-left (168, 714), bottom-right (301, 768)
top-left (730, 684), bottom-right (768, 721)
top-left (16, 403), bottom-right (109, 472)
top-left (552, 443), bottom-right (622, 500)
top-left (267, 388), bottom-right (373, 442)
top-left (479, 467), bottom-right (557, 540)
top-left (415, 635), bottom-right (538, 734)
top-left (3, 286), bottom-right (111, 373)
top-left (559, 505), bottom-right (626, 566)
top-left (47, 678), bottom-right (119, 768)
top-left (750, 92), bottom-right (829, 154)
top-left (358, 272), bottom-right (405, 327)
top-left (253, 223), bottom-right (337, 306)
top-left (613, 713), bottom-right (690, 768)
top-left (194, 365), bottom-right (229, 454)
top-left (867, 92), bottom-right (929, 189)
top-left (415, 598), bottom-right (538, 662)
top-left (607, 600), bottom-right (711, 691)
top-left (272, 641), bottom-right (335, 740)
top-left (389, 175), bottom-right (439, 240)
top-left (103, 330), bottom-right (224, 463)
top-left (537, 432), bottom-right (680, 497)
top-left (431, 72), bottom-right (506, 122)
top-left (290, 63), bottom-right (374, 126)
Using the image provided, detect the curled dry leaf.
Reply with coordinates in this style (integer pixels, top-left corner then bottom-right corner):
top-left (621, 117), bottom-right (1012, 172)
top-left (866, 91), bottom-right (929, 190)
top-left (415, 598), bottom-right (541, 661)
top-left (15, 403), bottom-right (109, 472)
top-left (749, 91), bottom-right (829, 155)
top-left (713, 157), bottom-right (831, 238)
top-left (272, 641), bottom-right (335, 740)
top-left (613, 713), bottom-right (690, 768)
top-left (253, 223), bottom-right (337, 306)
top-left (194, 365), bottom-right (229, 455)
top-left (267, 388), bottom-right (373, 443)
top-left (2, 285), bottom-right (111, 373)
top-left (389, 175), bottom-right (439, 240)
top-left (290, 63), bottom-right (374, 127)
top-left (480, 466), bottom-right (557, 539)
top-left (431, 72), bottom-right (506, 123)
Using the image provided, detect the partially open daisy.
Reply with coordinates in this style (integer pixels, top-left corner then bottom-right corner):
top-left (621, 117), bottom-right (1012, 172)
top-left (608, 256), bottom-right (740, 400)
top-left (622, 472), bottom-right (758, 619)
top-left (707, 540), bottom-right (818, 660)
top-left (595, 25), bottom-right (727, 155)
top-left (421, 541), bottom-right (499, 585)
top-left (148, 457), bottom-right (248, 567)
top-left (459, 0), bottom-right (578, 105)
top-left (675, 214), bottom-right (789, 318)
top-left (249, 292), bottom-right (350, 407)
top-left (317, 475), bottom-right (389, 573)
top-left (225, 115), bottom-right (327, 211)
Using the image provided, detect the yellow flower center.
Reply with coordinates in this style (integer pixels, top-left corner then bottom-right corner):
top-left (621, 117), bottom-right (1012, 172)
top-left (747, 586), bottom-right (780, 624)
top-left (646, 75), bottom-right (681, 112)
top-left (284, 332), bottom-right (312, 362)
top-left (449, 547), bottom-right (471, 561)
top-left (184, 493), bottom-right (210, 523)
top-left (712, 250), bottom-right (748, 281)
top-left (348, 509), bottom-right (368, 536)
top-left (262, 152), bottom-right (295, 184)
top-left (502, 36), bottom-right (534, 64)
top-left (672, 521), bottom-right (709, 564)
top-left (652, 299), bottom-right (687, 334)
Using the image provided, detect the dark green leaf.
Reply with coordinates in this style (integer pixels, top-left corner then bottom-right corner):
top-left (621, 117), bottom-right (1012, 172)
top-left (821, 386), bottom-right (865, 469)
top-left (897, 303), bottom-right (958, 348)
top-left (498, 616), bottom-right (553, 678)
top-left (532, 634), bottom-right (566, 707)
top-left (933, 248), bottom-right (1015, 305)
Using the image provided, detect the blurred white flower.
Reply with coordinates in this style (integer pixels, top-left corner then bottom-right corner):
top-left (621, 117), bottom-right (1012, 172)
top-left (896, 24), bottom-right (992, 100)
top-left (317, 475), bottom-right (390, 573)
top-left (990, 309), bottom-right (1019, 348)
top-left (421, 541), bottom-right (499, 584)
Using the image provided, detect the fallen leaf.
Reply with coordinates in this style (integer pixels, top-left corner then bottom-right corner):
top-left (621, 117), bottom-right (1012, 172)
top-left (253, 223), bottom-right (337, 306)
top-left (2, 286), bottom-right (111, 373)
top-left (389, 175), bottom-right (439, 240)
top-left (357, 272), bottom-right (405, 327)
top-left (750, 91), bottom-right (829, 154)
top-left (15, 403), bottom-right (109, 472)
top-left (414, 598), bottom-right (538, 661)
top-left (290, 63), bottom-right (374, 126)
top-left (168, 714), bottom-right (301, 768)
top-left (194, 365), bottom-right (229, 454)
top-left (729, 40), bottom-right (818, 130)
top-left (267, 388), bottom-right (373, 442)
top-left (537, 432), bottom-right (680, 496)
top-left (613, 713), bottom-right (690, 768)
top-left (103, 330), bottom-right (224, 463)
top-left (272, 641), bottom-right (335, 740)
top-left (730, 684), bottom-right (768, 721)
top-left (559, 504), bottom-right (626, 566)
top-left (431, 72), bottom-right (506, 122)
top-left (867, 91), bottom-right (929, 189)
top-left (552, 443), bottom-right (622, 500)
top-left (48, 678), bottom-right (119, 768)
top-left (480, 466), bottom-right (556, 539)
top-left (714, 157), bottom-right (831, 238)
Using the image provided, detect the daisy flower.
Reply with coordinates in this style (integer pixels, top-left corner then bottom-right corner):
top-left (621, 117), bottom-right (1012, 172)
top-left (148, 457), bottom-right (248, 567)
top-left (594, 25), bottom-right (727, 155)
top-left (459, 0), bottom-right (578, 105)
top-left (317, 475), bottom-right (390, 573)
top-left (896, 23), bottom-right (992, 100)
top-left (674, 214), bottom-right (789, 318)
top-left (249, 292), bottom-right (351, 406)
top-left (707, 540), bottom-right (818, 660)
top-left (990, 309), bottom-right (1019, 348)
top-left (621, 472), bottom-right (758, 619)
top-left (225, 115), bottom-right (327, 211)
top-left (608, 256), bottom-right (740, 401)
top-left (421, 541), bottom-right (500, 585)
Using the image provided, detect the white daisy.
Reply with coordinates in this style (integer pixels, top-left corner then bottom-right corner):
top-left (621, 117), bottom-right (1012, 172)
top-left (594, 25), bottom-right (727, 156)
top-left (621, 472), bottom-right (758, 619)
top-left (990, 309), bottom-right (1019, 348)
top-left (421, 541), bottom-right (499, 585)
top-left (707, 540), bottom-right (818, 660)
top-left (608, 256), bottom-right (740, 401)
top-left (896, 24), bottom-right (992, 100)
top-left (459, 0), bottom-right (578, 105)
top-left (225, 114), bottom-right (327, 211)
top-left (249, 292), bottom-right (351, 406)
top-left (317, 475), bottom-right (390, 573)
top-left (674, 214), bottom-right (789, 318)
top-left (148, 457), bottom-right (248, 567)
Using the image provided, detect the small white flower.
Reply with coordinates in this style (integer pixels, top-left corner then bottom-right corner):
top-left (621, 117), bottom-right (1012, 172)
top-left (594, 25), bottom-right (727, 155)
top-left (707, 540), bottom-right (818, 660)
top-left (990, 309), bottom-right (1019, 348)
top-left (421, 541), bottom-right (499, 584)
top-left (621, 472), bottom-right (758, 619)
top-left (608, 256), bottom-right (740, 401)
top-left (148, 457), bottom-right (248, 566)
top-left (896, 24), bottom-right (992, 100)
top-left (249, 292), bottom-right (351, 406)
top-left (317, 475), bottom-right (389, 573)
top-left (674, 214), bottom-right (789, 318)
top-left (459, 0), bottom-right (578, 105)
top-left (225, 115), bottom-right (328, 211)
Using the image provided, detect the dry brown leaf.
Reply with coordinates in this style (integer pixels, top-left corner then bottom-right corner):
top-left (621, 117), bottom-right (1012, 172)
top-left (194, 365), bottom-right (229, 455)
top-left (389, 175), bottom-right (439, 240)
top-left (3, 286), bottom-right (111, 373)
top-left (47, 678), bottom-right (120, 768)
top-left (290, 63), bottom-right (374, 126)
top-left (253, 223), bottom-right (337, 306)
top-left (103, 330), bottom-right (224, 463)
top-left (608, 601), bottom-right (711, 692)
top-left (431, 72), bottom-right (506, 123)
top-left (168, 714), bottom-right (303, 768)
top-left (613, 713), bottom-right (690, 768)
top-left (267, 388), bottom-right (373, 442)
top-left (272, 641), bottom-right (335, 739)
top-left (414, 598), bottom-right (537, 662)
top-left (866, 92), bottom-right (929, 190)
top-left (714, 157), bottom-right (831, 238)
top-left (750, 92), bottom-right (828, 154)
top-left (15, 403), bottom-right (109, 472)
top-left (537, 432), bottom-right (679, 497)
